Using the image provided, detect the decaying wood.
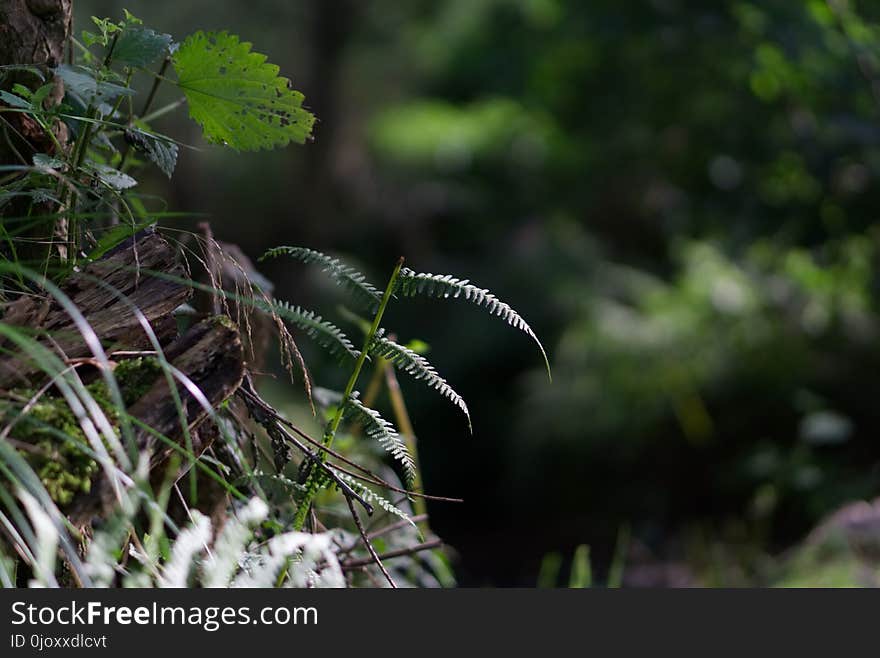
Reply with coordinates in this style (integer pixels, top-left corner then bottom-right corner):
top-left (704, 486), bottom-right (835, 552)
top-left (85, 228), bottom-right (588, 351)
top-left (0, 229), bottom-right (247, 523)
top-left (0, 231), bottom-right (191, 387)
top-left (68, 316), bottom-right (245, 524)
top-left (131, 316), bottom-right (244, 459)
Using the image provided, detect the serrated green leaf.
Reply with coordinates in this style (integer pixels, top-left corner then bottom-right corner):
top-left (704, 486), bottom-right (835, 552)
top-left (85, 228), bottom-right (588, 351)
top-left (0, 91), bottom-right (30, 109)
top-left (32, 154), bottom-right (65, 170)
top-left (0, 66), bottom-right (44, 83)
top-left (55, 65), bottom-right (133, 105)
top-left (172, 31), bottom-right (315, 151)
top-left (113, 27), bottom-right (172, 68)
top-left (89, 163), bottom-right (137, 190)
top-left (124, 129), bottom-right (178, 178)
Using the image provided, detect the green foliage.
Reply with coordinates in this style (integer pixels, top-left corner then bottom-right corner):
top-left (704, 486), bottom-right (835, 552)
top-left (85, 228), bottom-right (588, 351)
top-left (370, 331), bottom-right (471, 430)
top-left (261, 246), bottom-right (382, 312)
top-left (370, 98), bottom-right (558, 168)
top-left (124, 129), bottom-right (178, 178)
top-left (568, 545), bottom-right (592, 588)
top-left (343, 395), bottom-right (416, 485)
top-left (114, 357), bottom-right (164, 405)
top-left (260, 299), bottom-right (359, 362)
top-left (55, 64), bottom-right (133, 106)
top-left (396, 268), bottom-right (550, 378)
top-left (328, 468), bottom-right (416, 530)
top-left (8, 400), bottom-right (99, 506)
top-left (113, 27), bottom-right (172, 68)
top-left (172, 31), bottom-right (316, 151)
top-left (0, 7), bottom-right (545, 590)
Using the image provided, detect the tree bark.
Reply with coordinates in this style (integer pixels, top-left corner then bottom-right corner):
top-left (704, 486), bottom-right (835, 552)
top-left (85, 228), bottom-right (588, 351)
top-left (0, 0), bottom-right (72, 164)
top-left (0, 0), bottom-right (71, 69)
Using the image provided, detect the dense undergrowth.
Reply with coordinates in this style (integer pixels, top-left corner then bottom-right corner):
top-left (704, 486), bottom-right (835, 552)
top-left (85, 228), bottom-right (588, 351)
top-left (0, 9), bottom-right (547, 588)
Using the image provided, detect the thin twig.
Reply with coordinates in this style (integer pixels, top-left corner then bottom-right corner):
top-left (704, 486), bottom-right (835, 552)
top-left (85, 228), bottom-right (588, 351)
top-left (345, 494), bottom-right (396, 588)
top-left (340, 539), bottom-right (443, 570)
top-left (337, 514), bottom-right (429, 558)
top-left (238, 383), bottom-right (462, 503)
top-left (238, 378), bottom-right (373, 514)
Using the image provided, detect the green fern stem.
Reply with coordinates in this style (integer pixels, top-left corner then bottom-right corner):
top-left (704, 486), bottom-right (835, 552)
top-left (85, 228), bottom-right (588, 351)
top-left (292, 257), bottom-right (404, 531)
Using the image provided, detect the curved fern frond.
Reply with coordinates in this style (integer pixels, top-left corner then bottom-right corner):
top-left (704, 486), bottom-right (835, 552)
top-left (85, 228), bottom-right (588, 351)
top-left (344, 395), bottom-right (416, 486)
top-left (369, 332), bottom-right (471, 431)
top-left (260, 246), bottom-right (382, 312)
top-left (260, 299), bottom-right (359, 363)
top-left (395, 268), bottom-right (551, 380)
top-left (327, 468), bottom-right (416, 529)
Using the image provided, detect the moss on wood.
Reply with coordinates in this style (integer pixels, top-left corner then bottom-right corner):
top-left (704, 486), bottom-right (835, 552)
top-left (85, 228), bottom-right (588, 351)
top-left (4, 356), bottom-right (164, 505)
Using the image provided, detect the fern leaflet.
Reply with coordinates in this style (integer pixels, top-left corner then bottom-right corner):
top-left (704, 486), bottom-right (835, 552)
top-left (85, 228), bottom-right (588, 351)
top-left (327, 468), bottom-right (416, 529)
top-left (395, 268), bottom-right (551, 379)
top-left (259, 299), bottom-right (359, 362)
top-left (344, 395), bottom-right (416, 486)
top-left (370, 332), bottom-right (471, 431)
top-left (260, 246), bottom-right (382, 312)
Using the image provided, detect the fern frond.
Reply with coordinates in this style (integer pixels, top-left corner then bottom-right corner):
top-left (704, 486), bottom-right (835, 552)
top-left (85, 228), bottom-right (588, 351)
top-left (370, 332), bottom-right (471, 431)
top-left (396, 268), bottom-right (551, 379)
top-left (327, 468), bottom-right (416, 529)
top-left (260, 299), bottom-right (359, 363)
top-left (260, 246), bottom-right (382, 312)
top-left (344, 395), bottom-right (416, 486)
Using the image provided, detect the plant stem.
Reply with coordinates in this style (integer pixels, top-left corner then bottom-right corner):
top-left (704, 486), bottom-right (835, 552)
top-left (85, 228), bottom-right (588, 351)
top-left (119, 57), bottom-right (170, 171)
top-left (60, 34), bottom-right (120, 265)
top-left (139, 98), bottom-right (185, 124)
top-left (140, 57), bottom-right (171, 117)
top-left (291, 257), bottom-right (404, 531)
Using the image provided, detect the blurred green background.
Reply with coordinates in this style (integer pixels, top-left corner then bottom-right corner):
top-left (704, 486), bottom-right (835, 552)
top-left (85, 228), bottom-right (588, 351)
top-left (77, 0), bottom-right (880, 585)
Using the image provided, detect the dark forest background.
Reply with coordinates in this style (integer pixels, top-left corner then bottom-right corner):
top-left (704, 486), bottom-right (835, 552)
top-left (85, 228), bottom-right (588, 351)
top-left (77, 0), bottom-right (880, 586)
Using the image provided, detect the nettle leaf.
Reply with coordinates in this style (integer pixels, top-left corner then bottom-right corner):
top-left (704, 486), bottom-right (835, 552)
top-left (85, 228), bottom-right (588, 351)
top-left (32, 154), bottom-right (66, 171)
top-left (89, 163), bottom-right (138, 190)
top-left (55, 65), bottom-right (133, 106)
top-left (0, 90), bottom-right (31, 109)
top-left (0, 65), bottom-right (45, 84)
top-left (31, 83), bottom-right (56, 108)
top-left (113, 27), bottom-right (173, 68)
top-left (124, 129), bottom-right (179, 178)
top-left (172, 31), bottom-right (315, 151)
